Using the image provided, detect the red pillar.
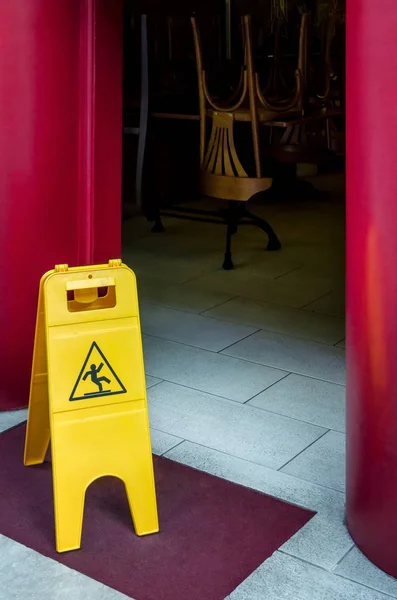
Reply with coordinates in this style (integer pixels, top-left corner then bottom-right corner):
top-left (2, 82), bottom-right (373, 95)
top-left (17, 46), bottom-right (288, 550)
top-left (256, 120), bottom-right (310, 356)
top-left (0, 1), bottom-right (123, 410)
top-left (346, 0), bottom-right (397, 576)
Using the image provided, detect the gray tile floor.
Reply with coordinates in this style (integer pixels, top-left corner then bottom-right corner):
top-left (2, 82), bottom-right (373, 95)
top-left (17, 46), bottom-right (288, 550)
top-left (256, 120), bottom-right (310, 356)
top-left (2, 175), bottom-right (396, 599)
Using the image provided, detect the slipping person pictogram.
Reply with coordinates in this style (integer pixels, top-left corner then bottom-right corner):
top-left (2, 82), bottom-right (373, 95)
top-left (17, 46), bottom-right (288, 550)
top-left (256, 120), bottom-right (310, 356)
top-left (69, 341), bottom-right (127, 401)
top-left (83, 363), bottom-right (111, 394)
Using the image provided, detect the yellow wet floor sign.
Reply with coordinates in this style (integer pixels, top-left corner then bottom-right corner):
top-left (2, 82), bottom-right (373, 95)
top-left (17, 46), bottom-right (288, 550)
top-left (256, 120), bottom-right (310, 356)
top-left (24, 259), bottom-right (159, 553)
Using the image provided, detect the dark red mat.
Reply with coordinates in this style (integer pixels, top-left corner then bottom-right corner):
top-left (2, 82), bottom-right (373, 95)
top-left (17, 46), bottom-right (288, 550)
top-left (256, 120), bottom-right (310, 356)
top-left (0, 425), bottom-right (314, 600)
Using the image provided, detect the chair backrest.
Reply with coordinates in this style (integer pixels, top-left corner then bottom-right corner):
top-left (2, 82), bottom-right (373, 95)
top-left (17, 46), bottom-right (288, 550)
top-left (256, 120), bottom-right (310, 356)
top-left (254, 11), bottom-right (310, 113)
top-left (310, 11), bottom-right (342, 105)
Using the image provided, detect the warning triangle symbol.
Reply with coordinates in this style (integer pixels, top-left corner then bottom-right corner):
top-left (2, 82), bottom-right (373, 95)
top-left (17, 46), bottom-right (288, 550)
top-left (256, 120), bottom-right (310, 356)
top-left (69, 342), bottom-right (127, 402)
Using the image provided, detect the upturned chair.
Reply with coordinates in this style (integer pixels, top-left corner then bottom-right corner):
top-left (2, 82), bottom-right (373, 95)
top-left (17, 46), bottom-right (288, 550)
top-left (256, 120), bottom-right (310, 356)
top-left (189, 14), bottom-right (281, 269)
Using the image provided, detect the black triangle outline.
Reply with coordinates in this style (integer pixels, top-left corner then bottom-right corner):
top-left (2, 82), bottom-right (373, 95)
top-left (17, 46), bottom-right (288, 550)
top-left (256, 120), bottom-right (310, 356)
top-left (69, 341), bottom-right (127, 402)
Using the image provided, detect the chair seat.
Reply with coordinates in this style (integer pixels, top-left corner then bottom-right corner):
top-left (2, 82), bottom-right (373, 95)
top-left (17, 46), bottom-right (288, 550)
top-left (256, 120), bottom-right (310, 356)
top-left (205, 105), bottom-right (342, 126)
top-left (200, 172), bottom-right (272, 202)
top-left (205, 105), bottom-right (303, 124)
top-left (267, 144), bottom-right (335, 164)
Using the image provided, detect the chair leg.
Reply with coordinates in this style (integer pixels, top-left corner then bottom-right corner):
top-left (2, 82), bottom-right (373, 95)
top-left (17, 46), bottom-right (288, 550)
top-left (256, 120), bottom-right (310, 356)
top-left (151, 216), bottom-right (165, 233)
top-left (222, 203), bottom-right (237, 270)
top-left (245, 210), bottom-right (281, 251)
top-left (223, 221), bottom-right (234, 270)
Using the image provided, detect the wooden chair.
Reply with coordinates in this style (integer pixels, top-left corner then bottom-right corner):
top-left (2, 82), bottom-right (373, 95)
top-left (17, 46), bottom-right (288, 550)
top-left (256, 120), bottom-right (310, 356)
top-left (191, 14), bottom-right (280, 269)
top-left (150, 14), bottom-right (280, 270)
top-left (308, 9), bottom-right (345, 155)
top-left (256, 9), bottom-right (344, 190)
top-left (254, 11), bottom-right (310, 116)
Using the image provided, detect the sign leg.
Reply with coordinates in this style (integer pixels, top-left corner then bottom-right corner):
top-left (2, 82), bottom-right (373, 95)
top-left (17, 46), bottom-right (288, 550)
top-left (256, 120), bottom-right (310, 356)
top-left (123, 412), bottom-right (159, 536)
top-left (24, 286), bottom-right (50, 466)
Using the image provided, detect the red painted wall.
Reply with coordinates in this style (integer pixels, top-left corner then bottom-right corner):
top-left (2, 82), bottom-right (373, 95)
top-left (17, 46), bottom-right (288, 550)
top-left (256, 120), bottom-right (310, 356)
top-left (0, 0), bottom-right (123, 410)
top-left (346, 0), bottom-right (397, 577)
